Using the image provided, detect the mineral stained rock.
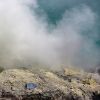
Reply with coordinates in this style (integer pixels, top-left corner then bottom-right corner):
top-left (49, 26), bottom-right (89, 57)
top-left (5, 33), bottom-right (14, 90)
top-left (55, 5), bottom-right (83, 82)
top-left (0, 68), bottom-right (99, 100)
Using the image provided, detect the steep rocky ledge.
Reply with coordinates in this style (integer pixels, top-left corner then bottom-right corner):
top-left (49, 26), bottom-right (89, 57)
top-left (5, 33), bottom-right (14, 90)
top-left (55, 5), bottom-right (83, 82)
top-left (0, 68), bottom-right (99, 100)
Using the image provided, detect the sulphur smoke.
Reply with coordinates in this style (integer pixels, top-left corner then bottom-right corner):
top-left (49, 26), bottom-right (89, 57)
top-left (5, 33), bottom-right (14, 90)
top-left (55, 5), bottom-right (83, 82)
top-left (0, 0), bottom-right (99, 69)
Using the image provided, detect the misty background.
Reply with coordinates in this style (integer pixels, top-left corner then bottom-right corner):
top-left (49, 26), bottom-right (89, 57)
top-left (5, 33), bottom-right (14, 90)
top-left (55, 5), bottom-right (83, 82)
top-left (0, 0), bottom-right (100, 70)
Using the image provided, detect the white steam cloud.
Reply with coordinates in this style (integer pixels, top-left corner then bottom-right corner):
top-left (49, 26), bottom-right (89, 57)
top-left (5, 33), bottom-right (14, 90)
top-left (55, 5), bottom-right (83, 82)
top-left (0, 0), bottom-right (99, 69)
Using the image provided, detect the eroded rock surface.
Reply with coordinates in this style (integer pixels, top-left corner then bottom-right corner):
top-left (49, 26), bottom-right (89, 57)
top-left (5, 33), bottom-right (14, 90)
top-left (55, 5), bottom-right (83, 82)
top-left (0, 68), bottom-right (99, 100)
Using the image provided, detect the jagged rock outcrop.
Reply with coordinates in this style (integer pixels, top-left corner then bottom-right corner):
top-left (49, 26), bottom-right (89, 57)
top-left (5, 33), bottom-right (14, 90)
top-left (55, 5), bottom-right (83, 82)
top-left (0, 68), bottom-right (99, 100)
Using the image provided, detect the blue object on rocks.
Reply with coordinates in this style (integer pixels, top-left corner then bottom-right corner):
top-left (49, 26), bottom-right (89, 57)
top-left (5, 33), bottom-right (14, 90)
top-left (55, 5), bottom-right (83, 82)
top-left (25, 83), bottom-right (37, 90)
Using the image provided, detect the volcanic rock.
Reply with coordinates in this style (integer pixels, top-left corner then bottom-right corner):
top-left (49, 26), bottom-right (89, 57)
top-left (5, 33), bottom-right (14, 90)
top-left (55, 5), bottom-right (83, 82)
top-left (0, 68), bottom-right (99, 100)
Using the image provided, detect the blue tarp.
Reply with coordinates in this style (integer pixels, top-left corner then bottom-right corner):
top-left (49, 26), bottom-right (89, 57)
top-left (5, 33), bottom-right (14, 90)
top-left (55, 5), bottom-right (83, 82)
top-left (25, 83), bottom-right (37, 90)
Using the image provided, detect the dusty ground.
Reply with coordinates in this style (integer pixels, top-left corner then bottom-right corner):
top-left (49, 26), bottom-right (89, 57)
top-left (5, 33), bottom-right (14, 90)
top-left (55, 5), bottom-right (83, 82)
top-left (0, 67), bottom-right (99, 100)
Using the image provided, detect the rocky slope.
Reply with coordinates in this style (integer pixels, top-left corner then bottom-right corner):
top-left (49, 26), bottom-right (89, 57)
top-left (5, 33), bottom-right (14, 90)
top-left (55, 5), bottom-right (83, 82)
top-left (0, 67), bottom-right (99, 100)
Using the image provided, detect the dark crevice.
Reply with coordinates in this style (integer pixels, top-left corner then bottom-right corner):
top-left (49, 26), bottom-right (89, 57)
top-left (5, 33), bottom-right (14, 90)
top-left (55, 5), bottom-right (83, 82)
top-left (92, 92), bottom-right (100, 100)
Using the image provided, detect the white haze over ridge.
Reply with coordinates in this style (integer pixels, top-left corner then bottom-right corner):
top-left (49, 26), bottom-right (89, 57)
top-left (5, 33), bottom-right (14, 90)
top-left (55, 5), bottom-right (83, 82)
top-left (0, 0), bottom-right (99, 69)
